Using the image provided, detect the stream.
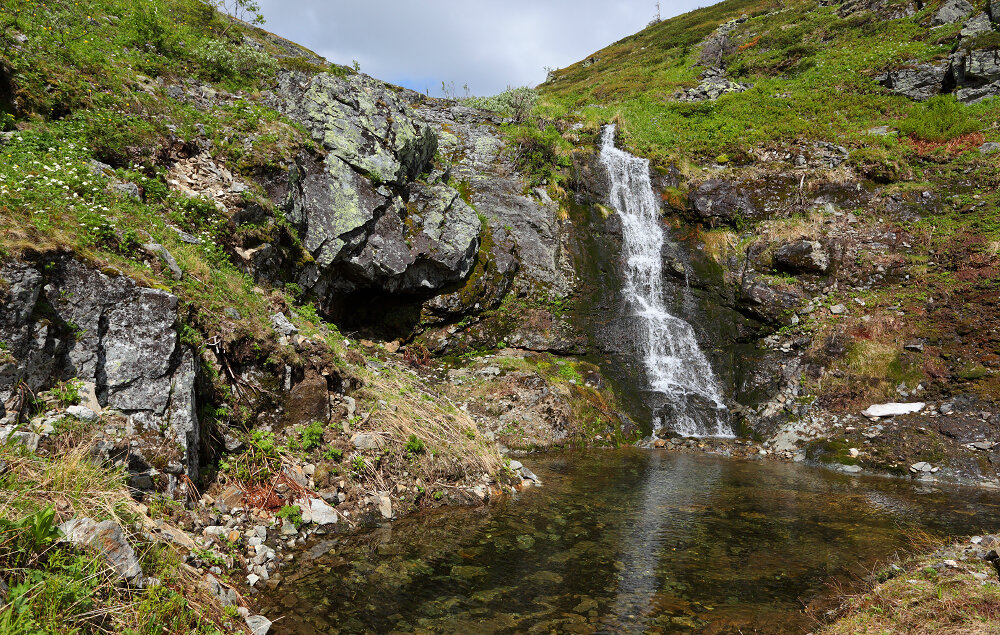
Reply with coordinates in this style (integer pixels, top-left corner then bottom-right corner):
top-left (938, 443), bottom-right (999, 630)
top-left (260, 449), bottom-right (1000, 633)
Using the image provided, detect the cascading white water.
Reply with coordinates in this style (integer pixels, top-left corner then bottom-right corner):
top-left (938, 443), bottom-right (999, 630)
top-left (600, 125), bottom-right (731, 437)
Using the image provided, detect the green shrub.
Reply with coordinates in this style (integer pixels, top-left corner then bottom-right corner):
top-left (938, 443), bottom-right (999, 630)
top-left (299, 421), bottom-right (325, 452)
top-left (507, 123), bottom-right (571, 186)
top-left (350, 455), bottom-right (366, 474)
top-left (899, 95), bottom-right (982, 142)
top-left (275, 504), bottom-right (302, 528)
top-left (462, 87), bottom-right (538, 121)
top-left (48, 379), bottom-right (82, 407)
top-left (404, 434), bottom-right (425, 455)
top-left (195, 38), bottom-right (278, 81)
top-left (322, 447), bottom-right (343, 461)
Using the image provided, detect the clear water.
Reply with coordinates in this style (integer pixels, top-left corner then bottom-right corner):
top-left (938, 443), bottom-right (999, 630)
top-left (599, 126), bottom-right (729, 437)
top-left (260, 450), bottom-right (1000, 634)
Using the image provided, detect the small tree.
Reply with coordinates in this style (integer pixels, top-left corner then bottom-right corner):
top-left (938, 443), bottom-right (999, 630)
top-left (201, 0), bottom-right (265, 35)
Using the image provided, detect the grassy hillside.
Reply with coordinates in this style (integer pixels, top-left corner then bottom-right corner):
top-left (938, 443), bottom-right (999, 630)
top-left (540, 0), bottom-right (999, 167)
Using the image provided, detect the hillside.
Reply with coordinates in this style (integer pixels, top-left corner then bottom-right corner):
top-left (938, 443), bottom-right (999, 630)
top-left (0, 0), bottom-right (629, 631)
top-left (2, 0), bottom-right (1000, 631)
top-left (532, 0), bottom-right (1000, 445)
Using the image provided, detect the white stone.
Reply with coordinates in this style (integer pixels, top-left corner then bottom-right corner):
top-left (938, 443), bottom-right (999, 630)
top-left (308, 498), bottom-right (339, 526)
top-left (862, 402), bottom-right (925, 418)
top-left (66, 405), bottom-right (98, 422)
top-left (378, 495), bottom-right (392, 519)
top-left (245, 614), bottom-right (272, 635)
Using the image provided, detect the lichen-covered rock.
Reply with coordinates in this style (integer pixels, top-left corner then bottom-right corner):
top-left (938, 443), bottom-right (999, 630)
top-left (0, 259), bottom-right (200, 479)
top-left (265, 71), bottom-right (491, 308)
top-left (271, 71), bottom-right (436, 185)
top-left (415, 104), bottom-right (574, 297)
top-left (961, 12), bottom-right (993, 37)
top-left (932, 0), bottom-right (974, 25)
top-left (876, 61), bottom-right (950, 101)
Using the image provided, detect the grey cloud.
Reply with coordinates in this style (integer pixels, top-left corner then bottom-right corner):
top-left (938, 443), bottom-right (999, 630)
top-left (255, 0), bottom-right (705, 96)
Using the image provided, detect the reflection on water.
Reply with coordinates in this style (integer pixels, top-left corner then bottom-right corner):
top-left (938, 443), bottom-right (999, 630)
top-left (261, 450), bottom-right (1000, 634)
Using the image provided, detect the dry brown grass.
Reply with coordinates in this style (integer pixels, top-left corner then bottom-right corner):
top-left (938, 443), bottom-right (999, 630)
top-left (356, 363), bottom-right (503, 483)
top-left (817, 532), bottom-right (1000, 634)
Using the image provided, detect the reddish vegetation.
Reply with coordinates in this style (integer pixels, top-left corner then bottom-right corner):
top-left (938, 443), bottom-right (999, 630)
top-left (908, 132), bottom-right (985, 156)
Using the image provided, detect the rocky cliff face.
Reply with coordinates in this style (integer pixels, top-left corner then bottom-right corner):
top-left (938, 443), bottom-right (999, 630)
top-left (1, 258), bottom-right (200, 480)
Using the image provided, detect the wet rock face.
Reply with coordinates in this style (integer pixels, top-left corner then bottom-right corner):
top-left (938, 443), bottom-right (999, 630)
top-left (0, 259), bottom-right (200, 479)
top-left (689, 179), bottom-right (758, 227)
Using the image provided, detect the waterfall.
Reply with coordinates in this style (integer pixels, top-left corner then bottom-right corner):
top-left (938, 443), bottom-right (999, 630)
top-left (599, 125), bottom-right (731, 438)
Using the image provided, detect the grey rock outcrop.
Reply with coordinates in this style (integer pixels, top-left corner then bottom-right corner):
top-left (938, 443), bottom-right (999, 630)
top-left (952, 49), bottom-right (1000, 104)
top-left (876, 61), bottom-right (951, 101)
top-left (932, 0), bottom-right (974, 25)
top-left (415, 104), bottom-right (569, 297)
top-left (696, 17), bottom-right (745, 67)
top-left (677, 68), bottom-right (752, 102)
top-left (961, 13), bottom-right (993, 37)
top-left (264, 71), bottom-right (488, 305)
top-left (0, 259), bottom-right (200, 479)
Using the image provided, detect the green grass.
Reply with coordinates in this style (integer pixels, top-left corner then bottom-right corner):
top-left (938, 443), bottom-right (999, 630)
top-left (537, 0), bottom-right (998, 167)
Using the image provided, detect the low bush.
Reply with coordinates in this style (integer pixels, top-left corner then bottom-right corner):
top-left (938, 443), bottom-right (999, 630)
top-left (899, 95), bottom-right (982, 142)
top-left (195, 38), bottom-right (278, 81)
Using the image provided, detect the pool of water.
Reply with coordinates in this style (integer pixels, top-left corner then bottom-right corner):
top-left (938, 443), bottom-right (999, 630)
top-left (260, 449), bottom-right (1000, 634)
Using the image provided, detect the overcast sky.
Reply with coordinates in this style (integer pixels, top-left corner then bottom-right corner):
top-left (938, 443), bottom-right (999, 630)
top-left (255, 1), bottom-right (708, 96)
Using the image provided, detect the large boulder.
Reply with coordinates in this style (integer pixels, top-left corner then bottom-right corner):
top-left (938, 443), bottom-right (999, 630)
top-left (689, 179), bottom-right (758, 227)
top-left (0, 259), bottom-right (200, 479)
top-left (336, 183), bottom-right (481, 294)
top-left (876, 61), bottom-right (950, 101)
top-left (739, 279), bottom-right (803, 326)
top-left (952, 49), bottom-right (1000, 104)
top-left (773, 240), bottom-right (830, 275)
top-left (266, 71), bottom-right (483, 302)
